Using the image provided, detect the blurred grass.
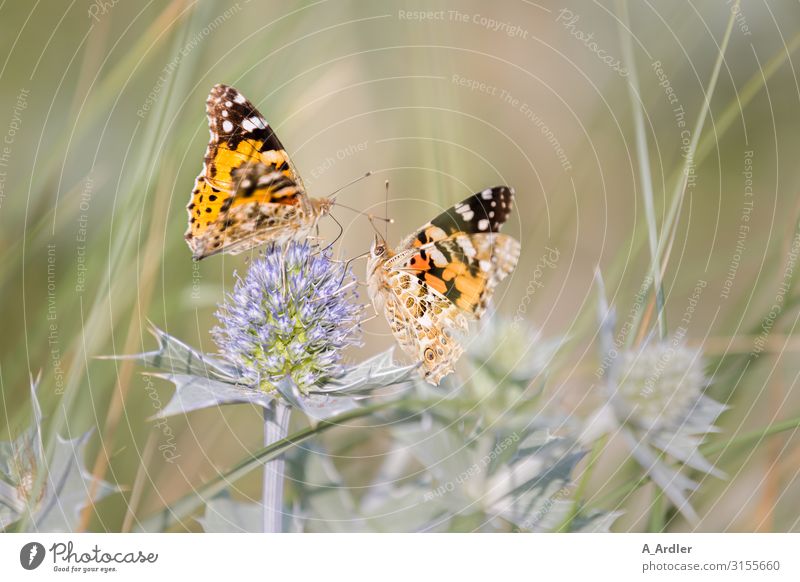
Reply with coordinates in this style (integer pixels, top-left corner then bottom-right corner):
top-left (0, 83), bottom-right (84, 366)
top-left (2, 0), bottom-right (800, 532)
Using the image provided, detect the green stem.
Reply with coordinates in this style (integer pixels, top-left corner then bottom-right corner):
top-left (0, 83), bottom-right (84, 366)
top-left (647, 491), bottom-right (665, 532)
top-left (617, 0), bottom-right (665, 340)
top-left (262, 400), bottom-right (291, 533)
top-left (625, 1), bottom-right (740, 346)
top-left (135, 398), bottom-right (427, 532)
top-left (702, 416), bottom-right (800, 455)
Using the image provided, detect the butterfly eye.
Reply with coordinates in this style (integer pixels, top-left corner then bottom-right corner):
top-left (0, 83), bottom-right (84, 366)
top-left (373, 244), bottom-right (386, 256)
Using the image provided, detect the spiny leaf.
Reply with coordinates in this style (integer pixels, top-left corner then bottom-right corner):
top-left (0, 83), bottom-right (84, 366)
top-left (101, 323), bottom-right (239, 381)
top-left (312, 348), bottom-right (419, 396)
top-left (1, 378), bottom-right (117, 532)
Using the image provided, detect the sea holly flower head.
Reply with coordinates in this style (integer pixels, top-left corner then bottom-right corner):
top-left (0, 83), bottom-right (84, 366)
top-left (212, 242), bottom-right (363, 394)
top-left (612, 342), bottom-right (707, 432)
top-left (584, 275), bottom-right (727, 522)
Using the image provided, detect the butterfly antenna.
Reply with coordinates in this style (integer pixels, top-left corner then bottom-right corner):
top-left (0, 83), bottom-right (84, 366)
top-left (366, 212), bottom-right (392, 240)
top-left (384, 179), bottom-right (390, 240)
top-left (334, 202), bottom-right (392, 227)
top-left (327, 171), bottom-right (372, 201)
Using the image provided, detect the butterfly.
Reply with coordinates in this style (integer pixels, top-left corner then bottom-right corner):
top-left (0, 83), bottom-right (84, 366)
top-left (185, 84), bottom-right (333, 260)
top-left (367, 186), bottom-right (521, 385)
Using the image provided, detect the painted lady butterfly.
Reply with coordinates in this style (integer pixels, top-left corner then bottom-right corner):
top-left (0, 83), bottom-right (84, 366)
top-left (185, 84), bottom-right (332, 260)
top-left (367, 186), bottom-right (521, 385)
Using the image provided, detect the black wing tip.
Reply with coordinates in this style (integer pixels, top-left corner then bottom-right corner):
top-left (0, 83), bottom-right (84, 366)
top-left (488, 185), bottom-right (514, 204)
top-left (472, 186), bottom-right (514, 231)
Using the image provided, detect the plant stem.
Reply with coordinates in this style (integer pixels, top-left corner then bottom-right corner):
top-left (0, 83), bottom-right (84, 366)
top-left (617, 0), bottom-right (665, 340)
top-left (625, 0), bottom-right (739, 347)
top-left (136, 397), bottom-right (443, 532)
top-left (647, 491), bottom-right (665, 532)
top-left (262, 400), bottom-right (291, 533)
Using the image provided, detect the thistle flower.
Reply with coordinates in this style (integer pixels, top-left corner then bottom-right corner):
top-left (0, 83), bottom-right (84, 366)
top-left (0, 377), bottom-right (116, 531)
top-left (579, 275), bottom-right (727, 522)
top-left (212, 241), bottom-right (363, 394)
top-left (612, 343), bottom-right (708, 433)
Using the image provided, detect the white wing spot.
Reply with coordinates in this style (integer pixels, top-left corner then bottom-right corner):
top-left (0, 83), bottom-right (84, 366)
top-left (234, 93), bottom-right (246, 104)
top-left (478, 219), bottom-right (490, 231)
top-left (429, 248), bottom-right (448, 266)
top-left (456, 203), bottom-right (474, 221)
top-left (221, 110), bottom-right (229, 117)
top-left (222, 120), bottom-right (234, 133)
top-left (225, 100), bottom-right (233, 107)
top-left (241, 118), bottom-right (256, 132)
top-left (249, 116), bottom-right (266, 129)
top-left (481, 188), bottom-right (493, 200)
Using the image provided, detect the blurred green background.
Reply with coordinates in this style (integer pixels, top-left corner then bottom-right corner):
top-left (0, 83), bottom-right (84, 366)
top-left (2, 0), bottom-right (800, 531)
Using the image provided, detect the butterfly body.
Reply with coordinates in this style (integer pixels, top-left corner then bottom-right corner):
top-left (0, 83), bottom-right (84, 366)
top-left (367, 186), bottom-right (521, 384)
top-left (185, 84), bottom-right (331, 260)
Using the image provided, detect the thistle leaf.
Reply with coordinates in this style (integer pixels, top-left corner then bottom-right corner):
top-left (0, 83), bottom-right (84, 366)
top-left (148, 373), bottom-right (273, 418)
top-left (104, 324), bottom-right (239, 381)
top-left (0, 378), bottom-right (117, 532)
top-left (312, 348), bottom-right (419, 396)
top-left (622, 428), bottom-right (700, 522)
top-left (33, 433), bottom-right (119, 532)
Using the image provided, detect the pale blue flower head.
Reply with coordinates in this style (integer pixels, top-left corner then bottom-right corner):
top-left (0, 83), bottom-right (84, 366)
top-left (212, 242), bottom-right (363, 393)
